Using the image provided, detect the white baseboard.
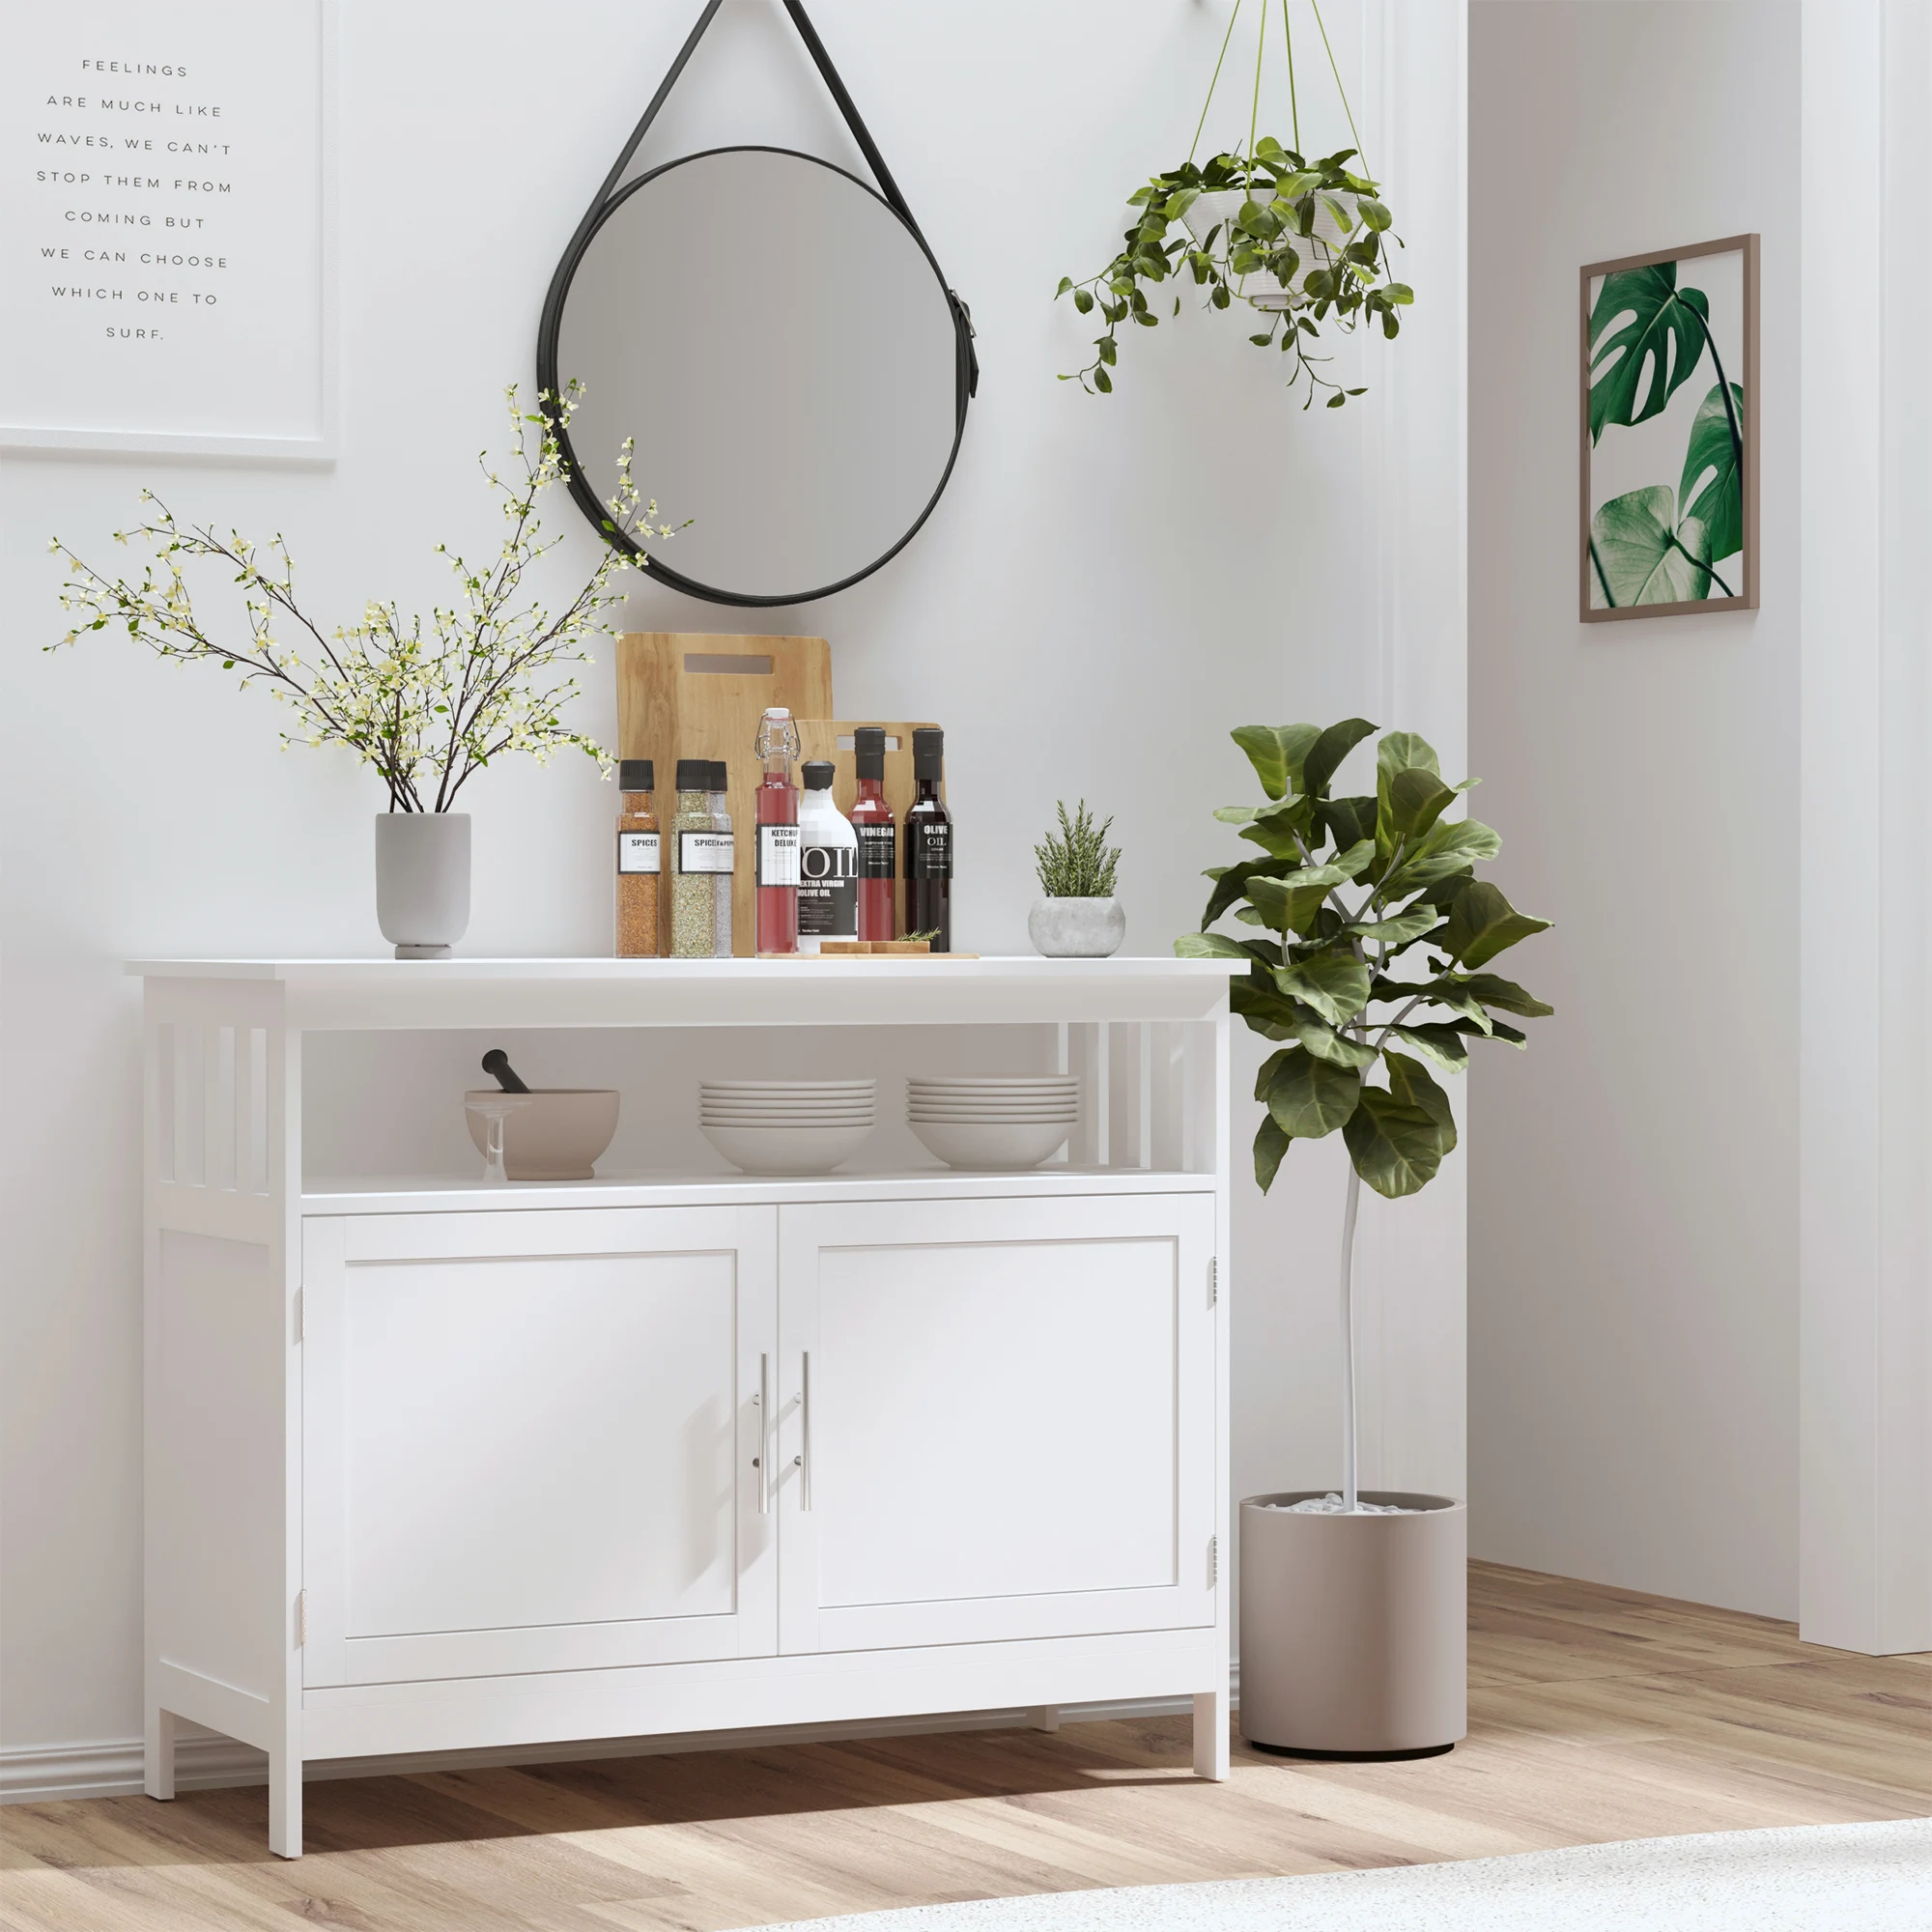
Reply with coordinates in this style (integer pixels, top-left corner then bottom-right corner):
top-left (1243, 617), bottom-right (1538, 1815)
top-left (1, 1678), bottom-right (1240, 1806)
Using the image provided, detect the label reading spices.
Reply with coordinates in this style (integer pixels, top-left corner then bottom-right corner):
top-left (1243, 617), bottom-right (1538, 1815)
top-left (800, 841), bottom-right (859, 937)
top-left (617, 831), bottom-right (661, 875)
top-left (857, 822), bottom-right (896, 880)
top-left (678, 829), bottom-right (735, 874)
top-left (756, 823), bottom-right (802, 886)
top-left (910, 819), bottom-right (952, 880)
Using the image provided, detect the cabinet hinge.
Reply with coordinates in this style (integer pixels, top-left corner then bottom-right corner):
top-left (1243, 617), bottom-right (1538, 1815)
top-left (296, 1590), bottom-right (307, 1646)
top-left (1208, 1257), bottom-right (1218, 1307)
top-left (1208, 1535), bottom-right (1218, 1585)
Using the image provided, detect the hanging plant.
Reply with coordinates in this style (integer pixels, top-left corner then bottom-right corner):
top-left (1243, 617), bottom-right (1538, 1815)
top-left (1056, 0), bottom-right (1412, 407)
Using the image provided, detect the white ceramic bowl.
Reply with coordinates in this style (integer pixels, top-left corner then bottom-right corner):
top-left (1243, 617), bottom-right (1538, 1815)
top-left (908, 1117), bottom-right (1072, 1171)
top-left (464, 1090), bottom-right (619, 1181)
top-left (701, 1121), bottom-right (874, 1176)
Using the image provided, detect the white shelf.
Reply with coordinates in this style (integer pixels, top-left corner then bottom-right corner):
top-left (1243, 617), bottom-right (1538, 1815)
top-left (300, 1167), bottom-right (1218, 1215)
top-left (128, 953), bottom-right (1237, 1031)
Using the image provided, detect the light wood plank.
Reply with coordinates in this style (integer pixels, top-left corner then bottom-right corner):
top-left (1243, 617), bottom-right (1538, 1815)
top-left (8, 1564), bottom-right (1932, 1932)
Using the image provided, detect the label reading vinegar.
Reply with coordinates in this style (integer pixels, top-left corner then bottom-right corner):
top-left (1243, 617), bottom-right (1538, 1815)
top-left (857, 822), bottom-right (896, 880)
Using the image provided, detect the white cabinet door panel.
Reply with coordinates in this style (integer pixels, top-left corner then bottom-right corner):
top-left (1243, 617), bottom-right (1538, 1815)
top-left (778, 1194), bottom-right (1215, 1654)
top-left (303, 1207), bottom-right (776, 1686)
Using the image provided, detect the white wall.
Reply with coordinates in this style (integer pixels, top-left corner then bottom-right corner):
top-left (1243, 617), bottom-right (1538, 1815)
top-left (0, 0), bottom-right (1464, 1765)
top-left (1467, 1), bottom-right (1800, 1616)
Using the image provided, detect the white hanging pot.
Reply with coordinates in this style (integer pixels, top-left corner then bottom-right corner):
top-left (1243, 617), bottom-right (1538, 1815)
top-left (374, 810), bottom-right (471, 959)
top-left (1181, 187), bottom-right (1361, 311)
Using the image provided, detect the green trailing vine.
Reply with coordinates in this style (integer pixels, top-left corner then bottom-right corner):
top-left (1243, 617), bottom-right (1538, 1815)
top-left (1057, 0), bottom-right (1412, 406)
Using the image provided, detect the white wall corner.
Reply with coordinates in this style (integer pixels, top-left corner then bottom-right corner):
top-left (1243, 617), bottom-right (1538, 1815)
top-left (1798, 0), bottom-right (1932, 1653)
top-left (1355, 0), bottom-right (1469, 1500)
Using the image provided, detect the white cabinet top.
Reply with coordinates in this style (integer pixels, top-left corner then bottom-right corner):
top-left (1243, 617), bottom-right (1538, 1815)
top-left (128, 954), bottom-right (1238, 1030)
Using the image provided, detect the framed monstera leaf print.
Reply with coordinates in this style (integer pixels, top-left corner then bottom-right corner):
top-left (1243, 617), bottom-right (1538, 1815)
top-left (1580, 235), bottom-right (1759, 622)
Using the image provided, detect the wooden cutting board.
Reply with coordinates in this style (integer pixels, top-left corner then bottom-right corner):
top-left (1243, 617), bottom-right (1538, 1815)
top-left (616, 634), bottom-right (834, 953)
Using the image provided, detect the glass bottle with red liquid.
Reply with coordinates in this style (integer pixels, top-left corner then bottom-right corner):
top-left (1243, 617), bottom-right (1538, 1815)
top-left (753, 707), bottom-right (802, 954)
top-left (850, 724), bottom-right (896, 943)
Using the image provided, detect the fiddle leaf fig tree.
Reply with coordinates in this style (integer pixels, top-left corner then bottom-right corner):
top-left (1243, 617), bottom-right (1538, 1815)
top-left (1175, 722), bottom-right (1553, 1508)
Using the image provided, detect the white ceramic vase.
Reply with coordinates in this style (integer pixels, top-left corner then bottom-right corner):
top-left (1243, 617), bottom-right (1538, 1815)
top-left (374, 810), bottom-right (470, 959)
top-left (1028, 897), bottom-right (1125, 958)
top-left (1237, 1491), bottom-right (1467, 1758)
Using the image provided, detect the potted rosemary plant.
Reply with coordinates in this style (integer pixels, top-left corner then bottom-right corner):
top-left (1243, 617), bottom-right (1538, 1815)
top-left (1029, 800), bottom-right (1124, 957)
top-left (1177, 720), bottom-right (1551, 1756)
top-left (50, 384), bottom-right (679, 957)
top-left (1057, 0), bottom-right (1412, 406)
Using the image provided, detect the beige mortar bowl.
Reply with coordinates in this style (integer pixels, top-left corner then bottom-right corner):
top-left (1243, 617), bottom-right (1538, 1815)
top-left (464, 1090), bottom-right (619, 1181)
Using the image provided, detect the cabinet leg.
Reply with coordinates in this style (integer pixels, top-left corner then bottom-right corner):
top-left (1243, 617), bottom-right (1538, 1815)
top-left (268, 1746), bottom-right (302, 1860)
top-left (144, 1705), bottom-right (177, 1801)
top-left (1030, 1706), bottom-right (1061, 1733)
top-left (1192, 1686), bottom-right (1231, 1781)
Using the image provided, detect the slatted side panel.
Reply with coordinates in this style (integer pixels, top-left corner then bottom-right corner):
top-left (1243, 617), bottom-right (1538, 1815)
top-left (151, 987), bottom-right (279, 1244)
top-left (1059, 1021), bottom-right (1207, 1174)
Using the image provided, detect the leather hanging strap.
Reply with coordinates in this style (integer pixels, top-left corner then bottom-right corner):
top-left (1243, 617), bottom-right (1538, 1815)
top-left (560, 0), bottom-right (977, 399)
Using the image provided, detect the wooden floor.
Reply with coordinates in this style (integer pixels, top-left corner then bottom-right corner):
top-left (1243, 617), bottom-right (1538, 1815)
top-left (5, 1563), bottom-right (1931, 1932)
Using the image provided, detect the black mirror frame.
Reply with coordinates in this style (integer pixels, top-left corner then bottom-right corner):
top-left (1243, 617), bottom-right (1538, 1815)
top-left (535, 0), bottom-right (979, 609)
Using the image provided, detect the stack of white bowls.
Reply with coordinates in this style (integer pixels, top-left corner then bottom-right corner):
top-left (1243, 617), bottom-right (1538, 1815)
top-left (906, 1075), bottom-right (1079, 1171)
top-left (699, 1080), bottom-right (875, 1176)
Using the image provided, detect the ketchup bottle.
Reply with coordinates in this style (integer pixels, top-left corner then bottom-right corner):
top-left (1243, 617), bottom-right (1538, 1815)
top-left (850, 724), bottom-right (896, 943)
top-left (753, 707), bottom-right (801, 954)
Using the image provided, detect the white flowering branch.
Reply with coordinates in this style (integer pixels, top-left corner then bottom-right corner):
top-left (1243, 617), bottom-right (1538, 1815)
top-left (48, 382), bottom-right (680, 811)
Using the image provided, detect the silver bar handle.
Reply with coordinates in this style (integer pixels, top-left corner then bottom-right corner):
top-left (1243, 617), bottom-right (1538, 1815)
top-left (756, 1351), bottom-right (770, 1516)
top-left (798, 1350), bottom-right (812, 1511)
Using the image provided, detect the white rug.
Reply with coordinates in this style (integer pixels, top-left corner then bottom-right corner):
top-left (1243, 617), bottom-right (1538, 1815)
top-left (758, 1819), bottom-right (1932, 1931)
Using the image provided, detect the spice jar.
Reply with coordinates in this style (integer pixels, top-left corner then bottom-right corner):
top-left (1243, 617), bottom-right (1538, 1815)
top-left (615, 758), bottom-right (661, 958)
top-left (672, 758), bottom-right (730, 958)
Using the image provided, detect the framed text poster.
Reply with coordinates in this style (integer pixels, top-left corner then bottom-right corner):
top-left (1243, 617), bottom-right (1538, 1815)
top-left (0, 0), bottom-right (336, 460)
top-left (1580, 234), bottom-right (1759, 622)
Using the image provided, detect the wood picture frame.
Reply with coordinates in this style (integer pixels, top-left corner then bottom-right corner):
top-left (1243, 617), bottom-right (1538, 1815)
top-left (1580, 233), bottom-right (1758, 622)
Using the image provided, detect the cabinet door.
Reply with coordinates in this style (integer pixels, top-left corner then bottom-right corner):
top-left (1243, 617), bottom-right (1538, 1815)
top-left (302, 1206), bottom-right (777, 1687)
top-left (776, 1193), bottom-right (1216, 1654)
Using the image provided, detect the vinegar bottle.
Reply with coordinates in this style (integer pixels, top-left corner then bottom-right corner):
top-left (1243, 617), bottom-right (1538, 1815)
top-left (753, 708), bottom-right (801, 954)
top-left (850, 724), bottom-right (896, 943)
top-left (904, 725), bottom-right (952, 952)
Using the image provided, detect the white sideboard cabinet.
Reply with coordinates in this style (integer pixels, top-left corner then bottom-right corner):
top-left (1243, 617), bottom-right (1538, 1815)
top-left (134, 957), bottom-right (1236, 1857)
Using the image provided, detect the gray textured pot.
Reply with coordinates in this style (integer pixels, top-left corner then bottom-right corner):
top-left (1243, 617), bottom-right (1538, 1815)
top-left (374, 810), bottom-right (470, 959)
top-left (1027, 896), bottom-right (1125, 957)
top-left (1238, 1491), bottom-right (1466, 1758)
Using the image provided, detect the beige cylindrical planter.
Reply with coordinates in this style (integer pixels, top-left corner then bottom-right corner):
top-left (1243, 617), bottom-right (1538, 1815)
top-left (1238, 1492), bottom-right (1466, 1758)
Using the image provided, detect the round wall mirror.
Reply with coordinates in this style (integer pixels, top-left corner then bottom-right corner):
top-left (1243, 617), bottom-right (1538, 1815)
top-left (545, 145), bottom-right (972, 607)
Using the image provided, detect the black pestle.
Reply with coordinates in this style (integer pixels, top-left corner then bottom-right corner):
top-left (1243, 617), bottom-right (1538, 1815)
top-left (481, 1049), bottom-right (530, 1094)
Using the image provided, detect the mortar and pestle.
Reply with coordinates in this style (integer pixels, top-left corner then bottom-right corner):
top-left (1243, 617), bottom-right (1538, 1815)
top-left (464, 1050), bottom-right (619, 1182)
